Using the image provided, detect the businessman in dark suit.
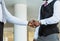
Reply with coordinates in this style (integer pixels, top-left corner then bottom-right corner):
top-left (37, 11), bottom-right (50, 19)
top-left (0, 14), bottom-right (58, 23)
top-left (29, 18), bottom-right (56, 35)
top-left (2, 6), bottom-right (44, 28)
top-left (28, 0), bottom-right (60, 41)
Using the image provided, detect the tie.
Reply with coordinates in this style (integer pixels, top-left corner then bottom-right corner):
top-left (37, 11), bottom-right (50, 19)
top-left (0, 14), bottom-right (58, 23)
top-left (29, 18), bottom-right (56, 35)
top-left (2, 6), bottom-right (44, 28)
top-left (44, 1), bottom-right (48, 6)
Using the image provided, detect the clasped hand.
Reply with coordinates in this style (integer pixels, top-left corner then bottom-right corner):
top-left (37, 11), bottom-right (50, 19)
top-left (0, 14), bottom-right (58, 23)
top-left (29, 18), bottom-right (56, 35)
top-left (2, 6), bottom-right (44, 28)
top-left (28, 20), bottom-right (40, 28)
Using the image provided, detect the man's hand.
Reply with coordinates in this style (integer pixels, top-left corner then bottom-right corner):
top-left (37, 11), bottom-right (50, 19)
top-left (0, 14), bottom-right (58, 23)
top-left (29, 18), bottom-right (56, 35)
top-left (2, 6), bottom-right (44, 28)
top-left (33, 20), bottom-right (40, 27)
top-left (28, 20), bottom-right (40, 28)
top-left (28, 20), bottom-right (35, 28)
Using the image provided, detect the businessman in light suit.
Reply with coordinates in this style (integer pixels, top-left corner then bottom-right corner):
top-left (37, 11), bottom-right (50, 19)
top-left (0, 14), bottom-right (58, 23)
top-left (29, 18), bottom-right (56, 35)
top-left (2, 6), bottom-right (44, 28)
top-left (0, 0), bottom-right (28, 41)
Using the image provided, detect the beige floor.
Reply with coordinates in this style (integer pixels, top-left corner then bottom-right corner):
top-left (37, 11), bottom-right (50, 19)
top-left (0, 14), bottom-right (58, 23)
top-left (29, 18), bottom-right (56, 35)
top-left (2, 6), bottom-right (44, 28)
top-left (3, 28), bottom-right (33, 41)
top-left (3, 27), bottom-right (13, 41)
top-left (28, 31), bottom-right (34, 41)
top-left (4, 31), bottom-right (13, 41)
top-left (4, 31), bottom-right (33, 41)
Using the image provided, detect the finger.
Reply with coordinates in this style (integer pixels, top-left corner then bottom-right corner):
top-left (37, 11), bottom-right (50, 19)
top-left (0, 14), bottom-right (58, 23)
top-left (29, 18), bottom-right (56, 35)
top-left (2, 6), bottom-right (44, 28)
top-left (29, 24), bottom-right (35, 28)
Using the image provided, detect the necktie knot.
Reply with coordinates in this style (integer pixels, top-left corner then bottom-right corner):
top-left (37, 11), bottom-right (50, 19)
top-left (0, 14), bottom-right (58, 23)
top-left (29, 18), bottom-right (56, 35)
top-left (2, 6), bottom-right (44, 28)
top-left (44, 1), bottom-right (48, 6)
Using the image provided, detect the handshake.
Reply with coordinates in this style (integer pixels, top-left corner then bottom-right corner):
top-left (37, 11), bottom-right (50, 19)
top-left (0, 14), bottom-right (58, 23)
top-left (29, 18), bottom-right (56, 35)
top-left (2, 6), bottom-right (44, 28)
top-left (28, 20), bottom-right (40, 28)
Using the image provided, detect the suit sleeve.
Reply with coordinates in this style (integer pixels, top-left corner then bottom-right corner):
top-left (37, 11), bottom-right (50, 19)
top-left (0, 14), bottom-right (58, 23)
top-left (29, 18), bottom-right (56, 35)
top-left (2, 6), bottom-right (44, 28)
top-left (2, 0), bottom-right (28, 25)
top-left (39, 1), bottom-right (60, 25)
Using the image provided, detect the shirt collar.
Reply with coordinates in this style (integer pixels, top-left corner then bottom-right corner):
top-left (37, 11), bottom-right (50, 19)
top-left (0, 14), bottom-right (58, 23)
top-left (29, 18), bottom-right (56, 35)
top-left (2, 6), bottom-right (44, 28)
top-left (47, 0), bottom-right (53, 4)
top-left (43, 0), bottom-right (53, 4)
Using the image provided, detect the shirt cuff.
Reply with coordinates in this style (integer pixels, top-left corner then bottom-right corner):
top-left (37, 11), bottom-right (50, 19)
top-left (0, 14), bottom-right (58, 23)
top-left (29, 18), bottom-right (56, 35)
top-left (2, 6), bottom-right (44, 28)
top-left (40, 20), bottom-right (47, 25)
top-left (26, 21), bottom-right (28, 25)
top-left (22, 20), bottom-right (28, 26)
top-left (34, 27), bottom-right (40, 39)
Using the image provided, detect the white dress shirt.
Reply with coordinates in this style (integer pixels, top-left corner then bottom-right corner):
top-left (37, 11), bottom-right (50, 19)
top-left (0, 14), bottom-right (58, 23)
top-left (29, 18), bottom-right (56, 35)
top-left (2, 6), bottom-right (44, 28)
top-left (34, 0), bottom-right (60, 39)
top-left (0, 3), bottom-right (3, 22)
top-left (0, 0), bottom-right (28, 26)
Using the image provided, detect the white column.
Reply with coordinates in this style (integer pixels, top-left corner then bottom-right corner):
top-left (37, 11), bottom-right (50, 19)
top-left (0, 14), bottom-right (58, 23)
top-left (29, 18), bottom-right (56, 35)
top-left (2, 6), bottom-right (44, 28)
top-left (14, 4), bottom-right (27, 41)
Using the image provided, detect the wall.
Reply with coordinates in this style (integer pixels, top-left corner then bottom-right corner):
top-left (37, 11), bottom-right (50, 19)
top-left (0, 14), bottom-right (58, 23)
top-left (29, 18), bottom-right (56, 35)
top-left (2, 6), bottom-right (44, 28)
top-left (27, 0), bottom-right (42, 20)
